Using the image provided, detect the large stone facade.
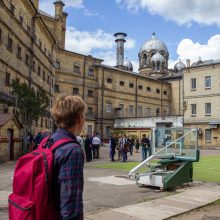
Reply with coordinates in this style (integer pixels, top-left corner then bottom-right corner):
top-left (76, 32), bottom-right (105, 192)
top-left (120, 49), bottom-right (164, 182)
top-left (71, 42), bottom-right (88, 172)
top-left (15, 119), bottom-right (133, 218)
top-left (183, 61), bottom-right (220, 149)
top-left (1, 0), bottom-right (219, 162)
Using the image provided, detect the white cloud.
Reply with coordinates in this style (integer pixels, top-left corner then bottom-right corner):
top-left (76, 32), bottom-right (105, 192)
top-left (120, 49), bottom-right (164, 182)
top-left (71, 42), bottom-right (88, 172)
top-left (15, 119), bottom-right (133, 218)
top-left (168, 34), bottom-right (220, 68)
top-left (116, 0), bottom-right (220, 26)
top-left (65, 27), bottom-right (135, 54)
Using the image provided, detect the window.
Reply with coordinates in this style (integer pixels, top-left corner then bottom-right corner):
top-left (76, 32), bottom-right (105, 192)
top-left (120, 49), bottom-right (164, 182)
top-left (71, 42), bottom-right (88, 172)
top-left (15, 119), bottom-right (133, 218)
top-left (43, 71), bottom-right (46, 80)
top-left (25, 54), bottom-right (29, 65)
top-left (106, 103), bottom-right (112, 112)
top-left (38, 66), bottom-right (41, 76)
top-left (55, 61), bottom-right (60, 69)
top-left (32, 61), bottom-right (36, 71)
top-left (191, 78), bottom-right (196, 90)
top-left (87, 107), bottom-right (93, 115)
top-left (205, 129), bottom-right (212, 143)
top-left (0, 28), bottom-right (2, 41)
top-left (88, 68), bottom-right (94, 76)
top-left (47, 75), bottom-right (50, 83)
top-left (19, 15), bottom-right (23, 25)
top-left (146, 107), bottom-right (151, 116)
top-left (105, 126), bottom-right (111, 137)
top-left (17, 46), bottom-right (21, 59)
top-left (39, 41), bottom-right (42, 49)
top-left (129, 105), bottom-right (134, 116)
top-left (107, 78), bottom-right (112, 84)
top-left (40, 118), bottom-right (43, 127)
top-left (191, 104), bottom-right (196, 116)
top-left (5, 72), bottom-right (10, 86)
top-left (88, 90), bottom-right (94, 97)
top-left (138, 85), bottom-right (143, 90)
top-left (138, 106), bottom-right (142, 116)
top-left (205, 103), bottom-right (211, 116)
top-left (147, 87), bottom-right (151, 92)
top-left (87, 125), bottom-right (93, 134)
top-left (119, 81), bottom-right (124, 86)
top-left (73, 87), bottom-right (79, 95)
top-left (10, 3), bottom-right (15, 14)
top-left (55, 84), bottom-right (60, 92)
top-left (129, 83), bottom-right (134, 88)
top-left (27, 25), bottom-right (31, 33)
top-left (45, 119), bottom-right (48, 128)
top-left (205, 76), bottom-right (211, 89)
top-left (163, 91), bottom-right (168, 95)
top-left (7, 36), bottom-right (13, 51)
top-left (156, 108), bottom-right (160, 116)
top-left (73, 65), bottom-right (80, 73)
top-left (156, 89), bottom-right (160, 94)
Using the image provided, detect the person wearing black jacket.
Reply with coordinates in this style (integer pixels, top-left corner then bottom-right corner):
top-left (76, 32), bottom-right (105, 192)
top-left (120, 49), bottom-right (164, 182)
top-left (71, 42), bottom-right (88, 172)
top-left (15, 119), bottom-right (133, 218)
top-left (141, 134), bottom-right (151, 161)
top-left (85, 134), bottom-right (93, 162)
top-left (109, 134), bottom-right (117, 161)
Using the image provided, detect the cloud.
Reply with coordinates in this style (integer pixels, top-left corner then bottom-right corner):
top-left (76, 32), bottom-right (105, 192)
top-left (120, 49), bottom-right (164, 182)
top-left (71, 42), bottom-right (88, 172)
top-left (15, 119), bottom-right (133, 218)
top-left (39, 0), bottom-right (97, 17)
top-left (168, 34), bottom-right (220, 68)
top-left (65, 27), bottom-right (135, 54)
top-left (116, 0), bottom-right (220, 26)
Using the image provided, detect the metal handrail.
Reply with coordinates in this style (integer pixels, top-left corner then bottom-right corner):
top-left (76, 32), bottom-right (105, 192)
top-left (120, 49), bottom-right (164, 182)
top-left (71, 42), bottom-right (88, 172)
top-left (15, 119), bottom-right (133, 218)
top-left (128, 128), bottom-right (197, 177)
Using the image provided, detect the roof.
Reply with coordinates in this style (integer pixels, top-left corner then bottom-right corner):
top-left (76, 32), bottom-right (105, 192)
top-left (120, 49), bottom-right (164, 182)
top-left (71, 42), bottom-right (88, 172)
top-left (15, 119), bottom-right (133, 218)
top-left (98, 64), bottom-right (171, 84)
top-left (38, 9), bottom-right (55, 19)
top-left (0, 113), bottom-right (13, 126)
top-left (0, 113), bottom-right (23, 128)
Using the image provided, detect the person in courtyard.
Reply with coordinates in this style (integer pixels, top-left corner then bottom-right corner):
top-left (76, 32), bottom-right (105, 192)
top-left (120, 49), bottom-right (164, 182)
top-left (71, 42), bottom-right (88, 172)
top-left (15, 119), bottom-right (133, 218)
top-left (85, 133), bottom-right (93, 162)
top-left (135, 138), bottom-right (140, 153)
top-left (141, 134), bottom-right (151, 161)
top-left (92, 133), bottom-right (101, 159)
top-left (109, 134), bottom-right (117, 161)
top-left (119, 134), bottom-right (127, 162)
top-left (50, 95), bottom-right (86, 219)
top-left (127, 136), bottom-right (133, 156)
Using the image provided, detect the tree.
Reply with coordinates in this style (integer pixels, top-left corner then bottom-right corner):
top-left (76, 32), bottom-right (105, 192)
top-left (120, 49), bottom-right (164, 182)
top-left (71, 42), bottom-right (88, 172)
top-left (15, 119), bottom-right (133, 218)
top-left (11, 80), bottom-right (50, 132)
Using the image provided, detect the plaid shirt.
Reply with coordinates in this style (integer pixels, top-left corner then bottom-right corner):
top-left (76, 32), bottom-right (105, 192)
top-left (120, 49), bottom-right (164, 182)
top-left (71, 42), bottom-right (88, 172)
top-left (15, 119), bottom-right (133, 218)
top-left (51, 128), bottom-right (84, 220)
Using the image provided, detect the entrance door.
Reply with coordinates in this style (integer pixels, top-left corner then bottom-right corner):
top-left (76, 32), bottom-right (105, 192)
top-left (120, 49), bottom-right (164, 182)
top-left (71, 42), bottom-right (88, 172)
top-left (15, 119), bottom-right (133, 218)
top-left (7, 129), bottom-right (14, 160)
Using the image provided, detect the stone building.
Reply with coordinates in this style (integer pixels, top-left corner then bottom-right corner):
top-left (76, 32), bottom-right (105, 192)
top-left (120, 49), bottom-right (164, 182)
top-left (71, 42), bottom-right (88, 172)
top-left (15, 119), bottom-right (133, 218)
top-left (0, 0), bottom-right (219, 162)
top-left (183, 59), bottom-right (220, 149)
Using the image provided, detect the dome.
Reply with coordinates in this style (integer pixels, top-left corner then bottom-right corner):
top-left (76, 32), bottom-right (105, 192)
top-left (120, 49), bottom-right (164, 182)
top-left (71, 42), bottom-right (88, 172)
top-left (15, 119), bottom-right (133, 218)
top-left (140, 33), bottom-right (168, 53)
top-left (150, 52), bottom-right (165, 63)
top-left (124, 57), bottom-right (133, 71)
top-left (174, 59), bottom-right (186, 72)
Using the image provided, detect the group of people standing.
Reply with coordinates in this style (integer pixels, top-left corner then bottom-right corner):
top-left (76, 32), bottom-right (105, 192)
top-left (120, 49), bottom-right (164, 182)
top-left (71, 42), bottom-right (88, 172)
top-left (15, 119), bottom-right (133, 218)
top-left (76, 133), bottom-right (101, 162)
top-left (109, 133), bottom-right (151, 162)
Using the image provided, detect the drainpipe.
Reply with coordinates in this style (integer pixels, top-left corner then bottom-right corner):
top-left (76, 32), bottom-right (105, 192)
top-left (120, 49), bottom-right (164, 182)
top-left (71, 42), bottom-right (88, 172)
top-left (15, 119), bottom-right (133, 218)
top-left (101, 67), bottom-right (105, 140)
top-left (135, 75), bottom-right (138, 117)
top-left (83, 56), bottom-right (87, 100)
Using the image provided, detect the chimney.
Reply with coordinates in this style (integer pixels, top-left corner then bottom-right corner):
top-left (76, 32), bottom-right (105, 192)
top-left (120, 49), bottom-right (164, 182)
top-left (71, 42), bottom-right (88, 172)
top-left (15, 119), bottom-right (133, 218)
top-left (114, 32), bottom-right (127, 67)
top-left (54, 0), bottom-right (65, 19)
top-left (186, 59), bottom-right (190, 68)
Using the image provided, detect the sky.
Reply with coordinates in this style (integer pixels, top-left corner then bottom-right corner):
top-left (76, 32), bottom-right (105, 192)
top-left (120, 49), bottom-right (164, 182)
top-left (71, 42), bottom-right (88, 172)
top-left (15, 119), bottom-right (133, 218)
top-left (39, 0), bottom-right (220, 72)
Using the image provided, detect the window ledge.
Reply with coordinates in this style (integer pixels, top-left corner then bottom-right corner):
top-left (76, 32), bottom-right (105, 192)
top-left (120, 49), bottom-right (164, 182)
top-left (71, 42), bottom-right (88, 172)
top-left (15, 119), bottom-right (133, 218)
top-left (205, 87), bottom-right (211, 89)
top-left (190, 89), bottom-right (196, 91)
top-left (191, 115), bottom-right (196, 117)
top-left (205, 114), bottom-right (211, 116)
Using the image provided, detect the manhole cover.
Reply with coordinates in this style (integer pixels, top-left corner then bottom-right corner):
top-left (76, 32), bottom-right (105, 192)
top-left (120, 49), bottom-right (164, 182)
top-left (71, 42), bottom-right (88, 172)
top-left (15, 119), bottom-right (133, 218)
top-left (115, 175), bottom-right (128, 179)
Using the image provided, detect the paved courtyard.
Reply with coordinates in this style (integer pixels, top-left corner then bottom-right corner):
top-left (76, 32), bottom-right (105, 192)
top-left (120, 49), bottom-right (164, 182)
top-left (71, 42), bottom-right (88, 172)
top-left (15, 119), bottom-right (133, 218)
top-left (0, 147), bottom-right (220, 220)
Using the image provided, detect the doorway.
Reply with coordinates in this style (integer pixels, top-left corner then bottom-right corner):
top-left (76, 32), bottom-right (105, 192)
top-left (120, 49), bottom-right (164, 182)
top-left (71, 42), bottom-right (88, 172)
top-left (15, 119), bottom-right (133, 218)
top-left (7, 129), bottom-right (14, 160)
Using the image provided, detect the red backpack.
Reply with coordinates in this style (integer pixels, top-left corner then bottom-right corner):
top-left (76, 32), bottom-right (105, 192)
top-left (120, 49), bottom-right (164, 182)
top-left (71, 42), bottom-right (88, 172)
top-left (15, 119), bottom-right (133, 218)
top-left (8, 136), bottom-right (76, 220)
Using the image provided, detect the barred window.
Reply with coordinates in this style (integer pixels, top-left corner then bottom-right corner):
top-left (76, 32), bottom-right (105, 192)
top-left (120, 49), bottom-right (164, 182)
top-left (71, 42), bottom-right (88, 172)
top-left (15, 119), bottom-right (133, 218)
top-left (191, 104), bottom-right (196, 116)
top-left (205, 129), bottom-right (211, 143)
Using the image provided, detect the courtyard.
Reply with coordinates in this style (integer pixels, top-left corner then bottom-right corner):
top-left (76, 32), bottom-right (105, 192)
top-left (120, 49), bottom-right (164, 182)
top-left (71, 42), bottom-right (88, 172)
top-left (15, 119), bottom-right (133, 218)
top-left (0, 146), bottom-right (220, 220)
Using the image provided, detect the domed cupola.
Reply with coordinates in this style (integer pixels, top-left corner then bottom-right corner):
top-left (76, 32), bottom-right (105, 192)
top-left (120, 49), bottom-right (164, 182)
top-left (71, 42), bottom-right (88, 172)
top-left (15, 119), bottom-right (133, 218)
top-left (138, 33), bottom-right (169, 77)
top-left (174, 59), bottom-right (186, 73)
top-left (124, 57), bottom-right (133, 71)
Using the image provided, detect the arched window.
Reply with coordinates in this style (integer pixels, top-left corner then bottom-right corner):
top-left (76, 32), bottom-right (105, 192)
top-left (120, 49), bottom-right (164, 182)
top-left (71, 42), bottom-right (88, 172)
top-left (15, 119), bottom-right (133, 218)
top-left (142, 54), bottom-right (147, 66)
top-left (157, 62), bottom-right (160, 71)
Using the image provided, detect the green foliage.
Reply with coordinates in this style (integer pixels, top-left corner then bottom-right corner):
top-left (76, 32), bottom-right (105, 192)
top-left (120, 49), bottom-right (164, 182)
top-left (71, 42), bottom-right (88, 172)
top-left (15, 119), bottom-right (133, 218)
top-left (11, 80), bottom-right (49, 132)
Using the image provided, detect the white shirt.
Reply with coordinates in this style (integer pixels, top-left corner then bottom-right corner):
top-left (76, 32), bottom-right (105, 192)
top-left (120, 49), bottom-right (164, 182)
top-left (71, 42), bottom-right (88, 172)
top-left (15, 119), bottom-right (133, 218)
top-left (92, 136), bottom-right (101, 145)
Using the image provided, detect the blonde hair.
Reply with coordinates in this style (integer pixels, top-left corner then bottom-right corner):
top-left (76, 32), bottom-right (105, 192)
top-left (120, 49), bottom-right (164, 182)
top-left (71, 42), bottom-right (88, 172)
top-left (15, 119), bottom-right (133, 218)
top-left (51, 95), bottom-right (86, 128)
